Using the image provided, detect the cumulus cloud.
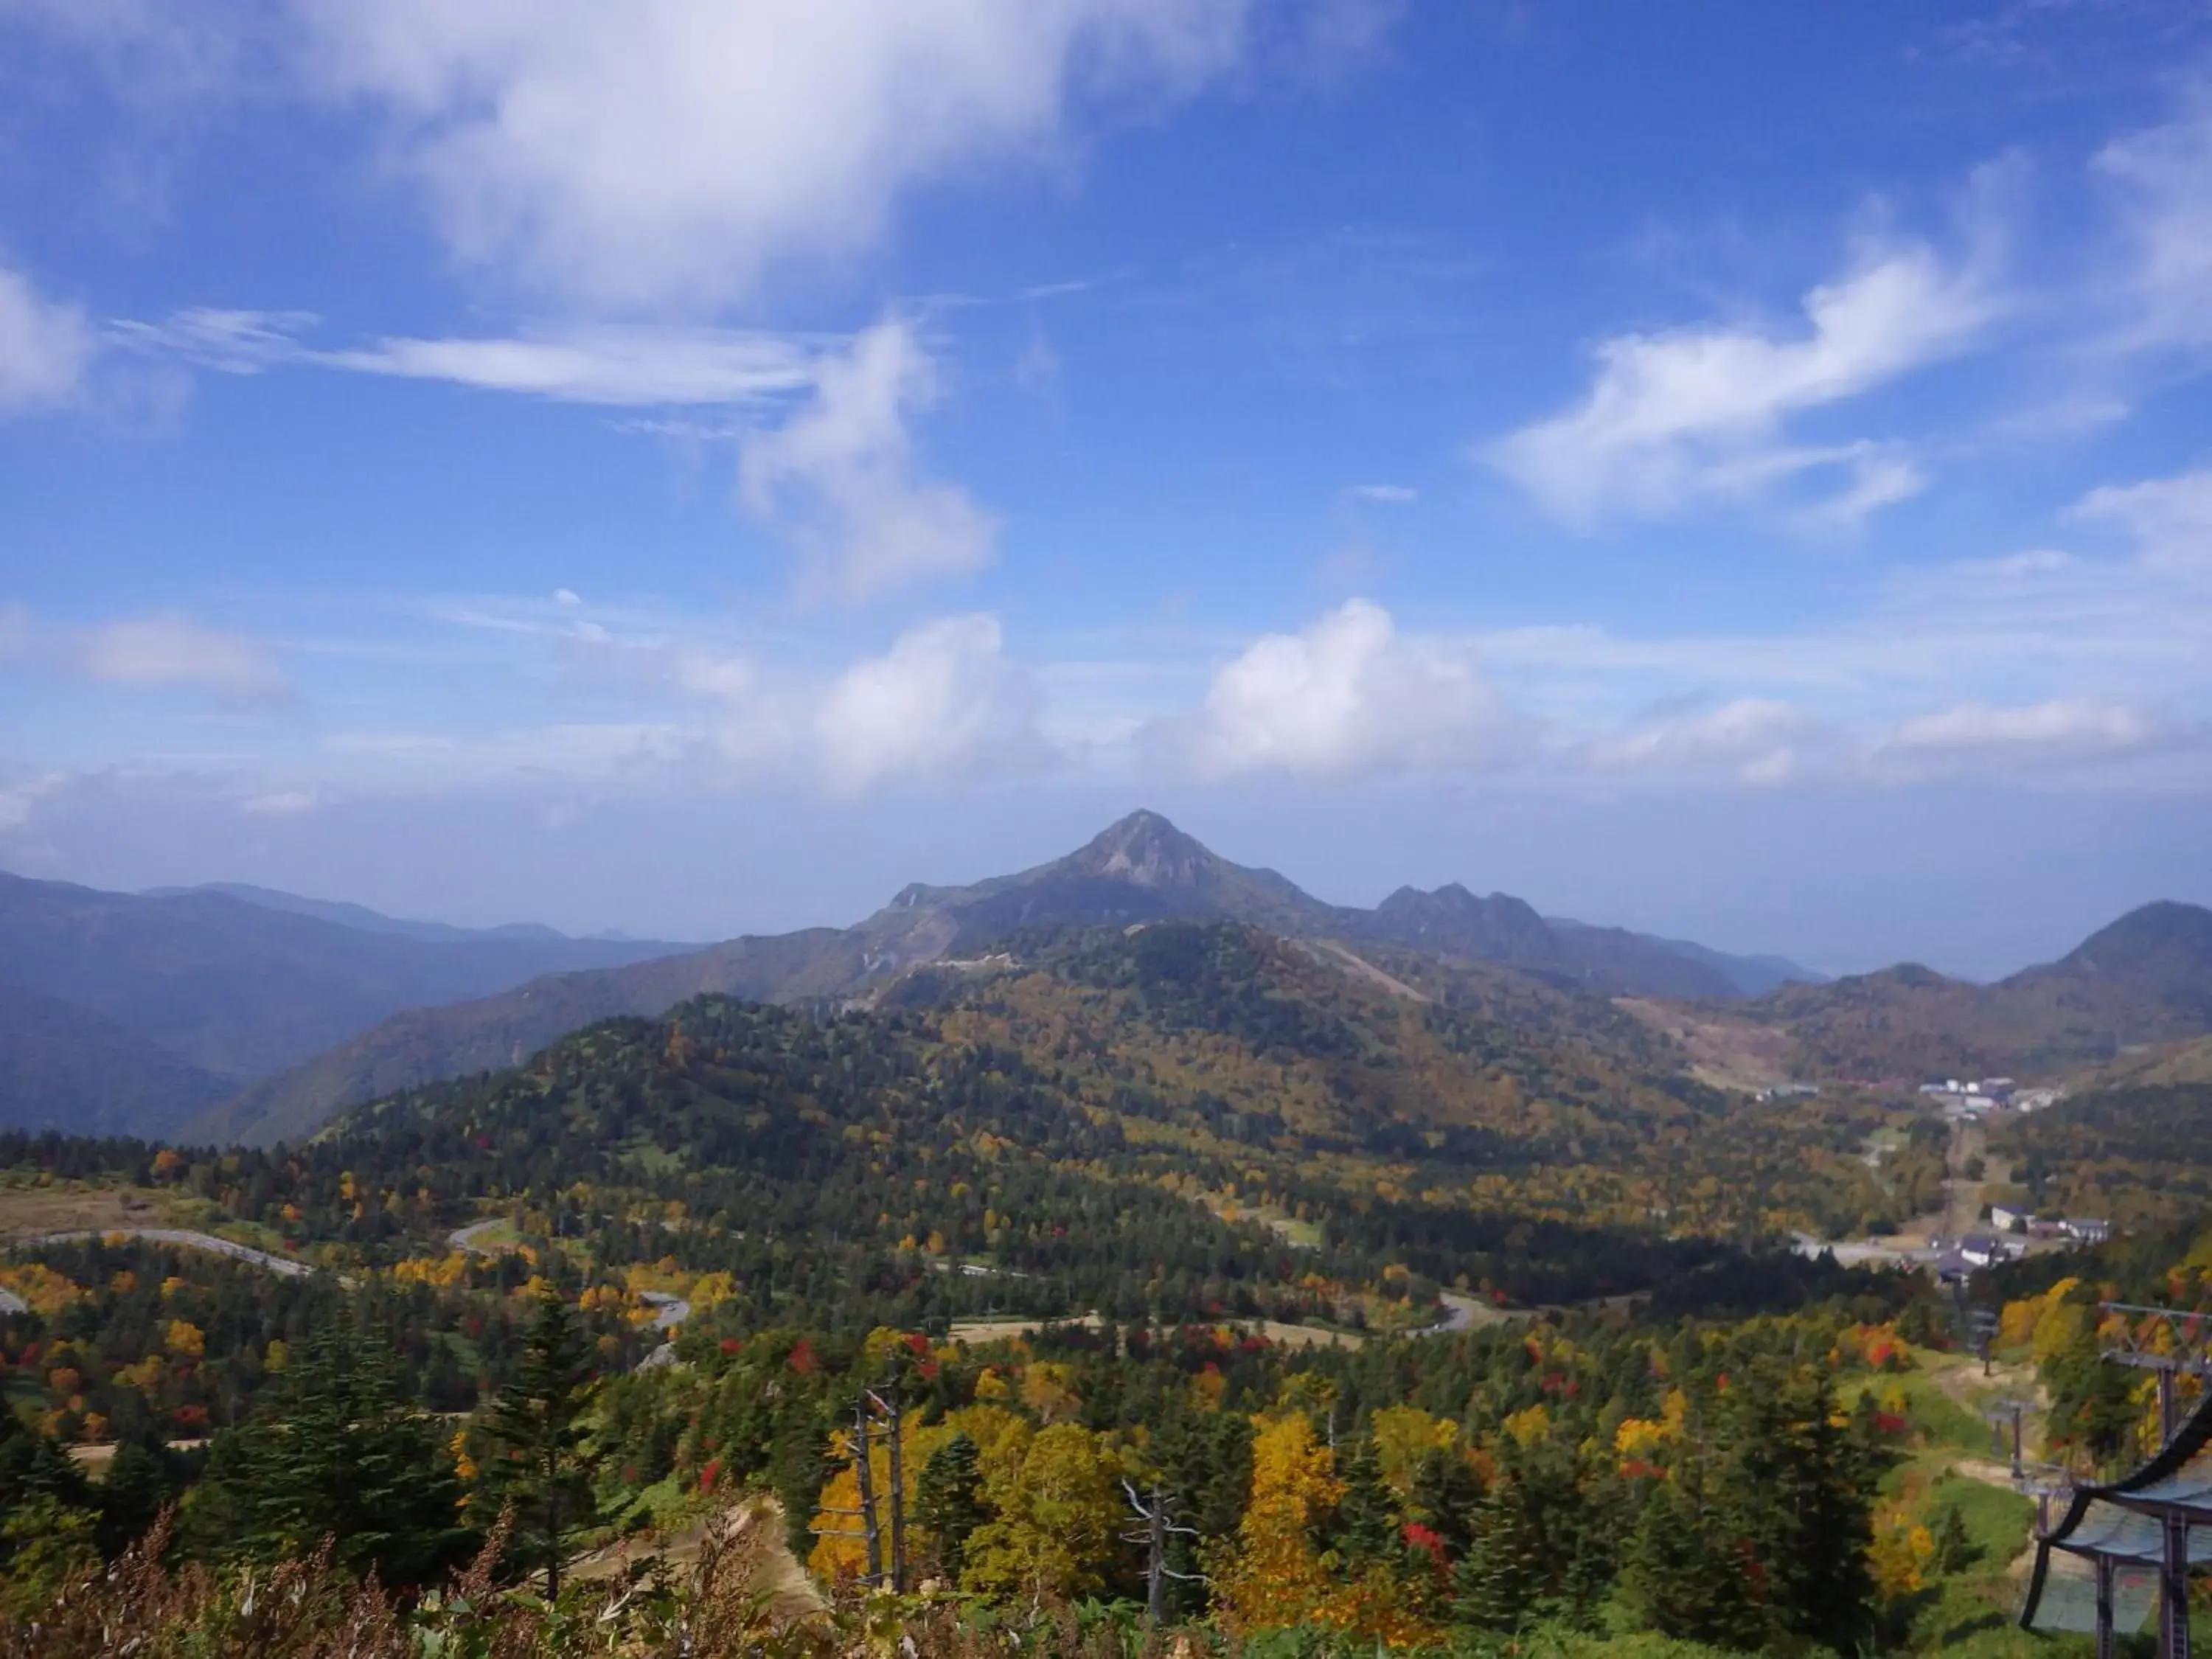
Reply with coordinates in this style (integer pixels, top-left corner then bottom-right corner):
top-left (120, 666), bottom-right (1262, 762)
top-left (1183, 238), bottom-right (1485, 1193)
top-left (628, 613), bottom-right (1049, 796)
top-left (290, 0), bottom-right (1253, 310)
top-left (1161, 598), bottom-right (1507, 779)
top-left (0, 264), bottom-right (94, 413)
top-left (739, 319), bottom-right (998, 602)
top-left (1486, 241), bottom-right (1994, 526)
top-left (72, 612), bottom-right (291, 699)
top-left (810, 614), bottom-right (1045, 796)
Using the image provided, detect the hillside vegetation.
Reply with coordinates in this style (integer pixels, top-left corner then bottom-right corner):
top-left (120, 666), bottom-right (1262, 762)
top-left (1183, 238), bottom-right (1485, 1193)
top-left (1638, 900), bottom-right (2212, 1084)
top-left (187, 812), bottom-right (1820, 1147)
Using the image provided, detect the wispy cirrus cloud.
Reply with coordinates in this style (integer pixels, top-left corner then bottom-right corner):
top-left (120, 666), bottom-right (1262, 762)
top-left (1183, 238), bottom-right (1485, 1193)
top-left (111, 307), bottom-right (821, 406)
top-left (117, 307), bottom-right (993, 602)
top-left (2096, 85), bottom-right (2212, 355)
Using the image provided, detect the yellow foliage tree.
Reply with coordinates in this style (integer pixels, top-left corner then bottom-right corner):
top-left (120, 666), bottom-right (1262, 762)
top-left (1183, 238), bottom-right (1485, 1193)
top-left (962, 1422), bottom-right (1122, 1603)
top-left (1368, 1403), bottom-right (1457, 1495)
top-left (1868, 1496), bottom-right (1935, 1597)
top-left (164, 1319), bottom-right (205, 1358)
top-left (1214, 1413), bottom-right (1343, 1635)
top-left (1020, 1361), bottom-right (1082, 1425)
top-left (1502, 1402), bottom-right (1551, 1449)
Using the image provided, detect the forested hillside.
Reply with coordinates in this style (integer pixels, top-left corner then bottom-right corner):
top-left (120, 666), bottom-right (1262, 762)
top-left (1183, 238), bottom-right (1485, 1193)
top-left (187, 812), bottom-right (1822, 1147)
top-left (1635, 900), bottom-right (2212, 1085)
top-left (4, 914), bottom-right (2203, 1658)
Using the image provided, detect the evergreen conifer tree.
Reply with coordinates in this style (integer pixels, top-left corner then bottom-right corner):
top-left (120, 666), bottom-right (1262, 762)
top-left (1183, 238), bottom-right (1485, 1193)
top-left (1933, 1501), bottom-right (1977, 1573)
top-left (1408, 1446), bottom-right (1483, 1560)
top-left (93, 1435), bottom-right (173, 1558)
top-left (1620, 1468), bottom-right (1765, 1650)
top-left (916, 1431), bottom-right (986, 1582)
top-left (473, 1289), bottom-right (604, 1599)
top-left (1717, 1366), bottom-right (1876, 1652)
top-left (1454, 1478), bottom-right (1546, 1635)
top-left (1329, 1438), bottom-right (1397, 1568)
top-left (199, 1325), bottom-right (473, 1589)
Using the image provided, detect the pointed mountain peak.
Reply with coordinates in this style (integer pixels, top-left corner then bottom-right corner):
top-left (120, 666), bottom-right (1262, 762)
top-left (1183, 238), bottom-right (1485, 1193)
top-left (1066, 810), bottom-right (1222, 889)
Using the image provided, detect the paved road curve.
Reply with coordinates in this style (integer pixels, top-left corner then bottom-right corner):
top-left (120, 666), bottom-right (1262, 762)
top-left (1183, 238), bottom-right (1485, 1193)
top-left (447, 1216), bottom-right (689, 1366)
top-left (18, 1228), bottom-right (316, 1278)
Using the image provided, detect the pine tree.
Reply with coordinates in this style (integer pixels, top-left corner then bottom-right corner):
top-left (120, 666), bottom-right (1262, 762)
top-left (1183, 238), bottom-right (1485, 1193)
top-left (1454, 1478), bottom-right (1545, 1635)
top-left (916, 1432), bottom-right (986, 1582)
top-left (1717, 1366), bottom-right (1876, 1652)
top-left (1933, 1501), bottom-right (1978, 1573)
top-left (1620, 1468), bottom-right (1765, 1651)
top-left (201, 1325), bottom-right (473, 1589)
top-left (93, 1435), bottom-right (173, 1558)
top-left (474, 1289), bottom-right (604, 1599)
top-left (1329, 1438), bottom-right (1397, 1568)
top-left (1407, 1446), bottom-right (1483, 1560)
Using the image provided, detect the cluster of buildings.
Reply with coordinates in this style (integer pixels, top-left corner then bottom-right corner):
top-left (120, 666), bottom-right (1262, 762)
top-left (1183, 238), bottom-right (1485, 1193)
top-left (1934, 1214), bottom-right (2111, 1281)
top-left (1914, 1077), bottom-right (2062, 1115)
top-left (1986, 1206), bottom-right (2110, 1242)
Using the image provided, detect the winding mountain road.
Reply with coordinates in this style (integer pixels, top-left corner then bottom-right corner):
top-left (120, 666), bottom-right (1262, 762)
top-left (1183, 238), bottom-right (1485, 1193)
top-left (18, 1228), bottom-right (316, 1278)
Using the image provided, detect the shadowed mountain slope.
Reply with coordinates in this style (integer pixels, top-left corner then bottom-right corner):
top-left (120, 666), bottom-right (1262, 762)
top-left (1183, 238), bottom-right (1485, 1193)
top-left (0, 870), bottom-right (695, 1132)
top-left (0, 984), bottom-right (234, 1138)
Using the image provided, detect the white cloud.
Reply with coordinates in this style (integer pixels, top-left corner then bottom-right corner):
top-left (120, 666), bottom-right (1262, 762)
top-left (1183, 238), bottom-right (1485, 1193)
top-left (2096, 91), bottom-right (2212, 352)
top-left (1884, 698), bottom-right (2155, 757)
top-left (1486, 241), bottom-right (1994, 525)
top-left (582, 611), bottom-right (1048, 796)
top-left (739, 318), bottom-right (998, 602)
top-left (0, 604), bottom-right (291, 700)
top-left (0, 264), bottom-right (94, 413)
top-left (321, 326), bottom-right (818, 406)
top-left (811, 614), bottom-right (1044, 796)
top-left (1162, 598), bottom-right (1507, 779)
top-left (0, 771), bottom-right (71, 833)
top-left (2070, 465), bottom-right (2212, 569)
top-left (290, 0), bottom-right (1253, 311)
top-left (1348, 482), bottom-right (1417, 504)
top-left (1583, 698), bottom-right (1820, 785)
top-left (117, 308), bottom-right (996, 601)
top-left (240, 787), bottom-right (327, 815)
top-left (113, 307), bottom-right (819, 406)
top-left (1867, 698), bottom-right (2201, 786)
top-left (72, 612), bottom-right (290, 699)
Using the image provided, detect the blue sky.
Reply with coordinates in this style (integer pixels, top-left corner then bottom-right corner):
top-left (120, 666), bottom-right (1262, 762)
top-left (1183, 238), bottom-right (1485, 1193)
top-left (2, 0), bottom-right (2210, 976)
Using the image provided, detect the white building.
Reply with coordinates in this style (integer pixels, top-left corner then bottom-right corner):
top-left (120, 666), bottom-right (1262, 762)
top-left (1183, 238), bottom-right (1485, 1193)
top-left (1990, 1205), bottom-right (2029, 1233)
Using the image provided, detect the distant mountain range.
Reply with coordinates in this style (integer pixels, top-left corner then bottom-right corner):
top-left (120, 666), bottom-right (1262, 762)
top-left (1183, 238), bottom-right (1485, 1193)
top-left (4, 811), bottom-right (2204, 1147)
top-left (0, 872), bottom-right (694, 1135)
top-left (1657, 900), bottom-right (2212, 1085)
top-left (188, 810), bottom-right (1824, 1146)
top-left (139, 882), bottom-right (585, 944)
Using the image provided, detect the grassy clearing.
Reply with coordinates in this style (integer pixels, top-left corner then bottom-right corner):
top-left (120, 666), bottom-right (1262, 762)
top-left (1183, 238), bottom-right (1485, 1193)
top-left (0, 1181), bottom-right (171, 1239)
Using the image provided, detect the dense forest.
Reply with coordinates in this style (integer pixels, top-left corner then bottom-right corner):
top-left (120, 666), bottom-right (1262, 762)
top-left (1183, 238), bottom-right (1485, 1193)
top-left (2, 918), bottom-right (2207, 1654)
